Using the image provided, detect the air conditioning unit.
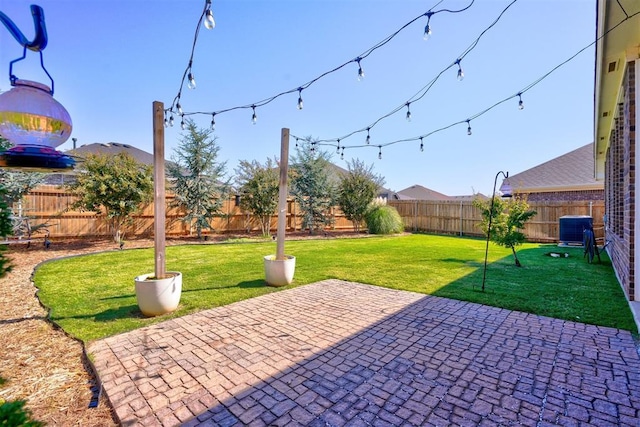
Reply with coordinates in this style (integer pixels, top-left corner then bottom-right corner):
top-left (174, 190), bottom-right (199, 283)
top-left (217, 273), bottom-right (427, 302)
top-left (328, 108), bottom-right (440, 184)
top-left (559, 215), bottom-right (592, 245)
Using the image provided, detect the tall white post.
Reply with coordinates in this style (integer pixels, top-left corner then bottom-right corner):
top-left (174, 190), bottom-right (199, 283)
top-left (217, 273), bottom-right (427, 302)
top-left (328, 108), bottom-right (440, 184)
top-left (152, 101), bottom-right (166, 278)
top-left (276, 128), bottom-right (290, 260)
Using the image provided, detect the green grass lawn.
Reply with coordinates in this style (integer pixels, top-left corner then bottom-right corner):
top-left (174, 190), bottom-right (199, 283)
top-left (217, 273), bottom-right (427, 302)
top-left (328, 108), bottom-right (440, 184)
top-left (32, 234), bottom-right (637, 343)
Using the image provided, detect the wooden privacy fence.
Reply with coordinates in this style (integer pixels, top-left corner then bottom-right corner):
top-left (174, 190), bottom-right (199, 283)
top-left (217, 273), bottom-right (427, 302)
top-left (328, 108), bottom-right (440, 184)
top-left (19, 185), bottom-right (355, 239)
top-left (388, 199), bottom-right (605, 243)
top-left (19, 186), bottom-right (604, 242)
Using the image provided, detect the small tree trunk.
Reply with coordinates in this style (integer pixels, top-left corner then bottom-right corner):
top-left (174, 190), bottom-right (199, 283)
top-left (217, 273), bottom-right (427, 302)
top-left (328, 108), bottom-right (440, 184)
top-left (511, 246), bottom-right (522, 267)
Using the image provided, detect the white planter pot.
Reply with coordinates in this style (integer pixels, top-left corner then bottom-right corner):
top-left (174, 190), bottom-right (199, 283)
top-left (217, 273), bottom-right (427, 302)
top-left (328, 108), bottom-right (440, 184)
top-left (264, 255), bottom-right (296, 287)
top-left (134, 272), bottom-right (182, 317)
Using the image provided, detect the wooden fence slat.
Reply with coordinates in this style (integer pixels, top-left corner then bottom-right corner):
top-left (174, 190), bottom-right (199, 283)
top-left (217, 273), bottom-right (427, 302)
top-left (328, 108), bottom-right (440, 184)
top-left (18, 185), bottom-right (603, 242)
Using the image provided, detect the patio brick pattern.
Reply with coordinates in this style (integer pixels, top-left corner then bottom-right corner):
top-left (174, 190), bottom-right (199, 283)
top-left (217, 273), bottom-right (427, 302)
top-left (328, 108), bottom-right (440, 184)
top-left (88, 280), bottom-right (640, 426)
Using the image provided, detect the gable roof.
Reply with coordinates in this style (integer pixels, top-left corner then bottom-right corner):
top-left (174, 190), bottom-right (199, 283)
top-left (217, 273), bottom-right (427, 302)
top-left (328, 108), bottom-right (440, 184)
top-left (500, 143), bottom-right (603, 194)
top-left (397, 184), bottom-right (451, 201)
top-left (67, 142), bottom-right (156, 166)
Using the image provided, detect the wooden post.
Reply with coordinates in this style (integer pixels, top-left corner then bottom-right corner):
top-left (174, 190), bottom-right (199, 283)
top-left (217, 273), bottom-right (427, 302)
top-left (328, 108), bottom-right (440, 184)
top-left (153, 101), bottom-right (166, 278)
top-left (276, 128), bottom-right (290, 260)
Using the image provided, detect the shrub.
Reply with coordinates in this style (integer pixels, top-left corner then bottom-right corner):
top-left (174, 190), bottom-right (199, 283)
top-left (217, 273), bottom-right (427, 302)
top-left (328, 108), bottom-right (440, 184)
top-left (365, 205), bottom-right (404, 234)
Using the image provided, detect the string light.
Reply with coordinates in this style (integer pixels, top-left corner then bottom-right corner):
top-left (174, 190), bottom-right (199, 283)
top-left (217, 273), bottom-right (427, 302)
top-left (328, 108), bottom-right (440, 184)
top-left (251, 105), bottom-right (257, 124)
top-left (356, 57), bottom-right (365, 81)
top-left (341, 147), bottom-right (345, 160)
top-left (176, 101), bottom-right (183, 115)
top-left (170, 0), bottom-right (637, 167)
top-left (423, 11), bottom-right (433, 41)
top-left (456, 59), bottom-right (464, 81)
top-left (167, 0), bottom-right (478, 126)
top-left (187, 72), bottom-right (196, 90)
top-left (366, 127), bottom-right (371, 144)
top-left (405, 103), bottom-right (412, 122)
top-left (296, 0), bottom-right (516, 148)
top-left (210, 113), bottom-right (216, 130)
top-left (336, 139), bottom-right (341, 153)
top-left (517, 93), bottom-right (524, 110)
top-left (181, 117), bottom-right (186, 130)
top-left (378, 146), bottom-right (382, 160)
top-left (291, 3), bottom-right (640, 158)
top-left (420, 137), bottom-right (424, 152)
top-left (169, 115), bottom-right (174, 127)
top-left (204, 0), bottom-right (215, 29)
top-left (295, 137), bottom-right (299, 148)
top-left (297, 88), bottom-right (303, 110)
top-left (164, 117), bottom-right (169, 128)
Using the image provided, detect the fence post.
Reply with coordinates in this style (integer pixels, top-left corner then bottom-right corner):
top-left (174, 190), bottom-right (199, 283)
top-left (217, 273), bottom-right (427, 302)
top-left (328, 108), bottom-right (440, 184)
top-left (460, 200), bottom-right (463, 237)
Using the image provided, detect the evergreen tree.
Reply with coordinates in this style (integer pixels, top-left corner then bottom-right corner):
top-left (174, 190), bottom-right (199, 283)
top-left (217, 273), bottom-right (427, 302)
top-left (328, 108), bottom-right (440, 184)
top-left (337, 159), bottom-right (384, 232)
top-left (0, 135), bottom-right (48, 238)
top-left (167, 119), bottom-right (230, 239)
top-left (290, 139), bottom-right (336, 234)
top-left (474, 195), bottom-right (537, 267)
top-left (235, 158), bottom-right (279, 237)
top-left (66, 152), bottom-right (153, 243)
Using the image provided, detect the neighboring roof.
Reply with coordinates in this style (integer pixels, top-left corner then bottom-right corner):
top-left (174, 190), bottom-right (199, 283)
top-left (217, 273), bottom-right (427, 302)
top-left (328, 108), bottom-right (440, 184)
top-left (450, 193), bottom-right (489, 202)
top-left (67, 142), bottom-right (156, 166)
top-left (397, 184), bottom-right (451, 201)
top-left (500, 143), bottom-right (604, 194)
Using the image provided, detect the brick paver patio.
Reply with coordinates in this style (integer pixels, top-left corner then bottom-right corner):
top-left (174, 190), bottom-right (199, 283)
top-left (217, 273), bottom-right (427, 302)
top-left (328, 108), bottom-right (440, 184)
top-left (88, 280), bottom-right (640, 426)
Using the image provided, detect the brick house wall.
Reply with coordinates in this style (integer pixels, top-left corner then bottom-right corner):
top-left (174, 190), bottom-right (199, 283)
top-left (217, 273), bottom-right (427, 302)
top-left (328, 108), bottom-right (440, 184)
top-left (523, 190), bottom-right (604, 202)
top-left (605, 61), bottom-right (635, 301)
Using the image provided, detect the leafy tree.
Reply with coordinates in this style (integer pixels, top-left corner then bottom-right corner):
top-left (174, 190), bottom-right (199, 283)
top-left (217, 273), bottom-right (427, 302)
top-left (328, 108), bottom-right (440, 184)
top-left (474, 195), bottom-right (537, 267)
top-left (235, 158), bottom-right (279, 237)
top-left (337, 159), bottom-right (384, 232)
top-left (290, 139), bottom-right (336, 234)
top-left (66, 152), bottom-right (153, 243)
top-left (167, 119), bottom-right (230, 239)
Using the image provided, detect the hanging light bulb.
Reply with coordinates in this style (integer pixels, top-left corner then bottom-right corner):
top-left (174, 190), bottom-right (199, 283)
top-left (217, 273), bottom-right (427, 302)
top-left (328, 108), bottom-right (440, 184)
top-left (466, 120), bottom-right (472, 135)
top-left (295, 137), bottom-right (299, 148)
top-left (187, 72), bottom-right (196, 90)
top-left (210, 113), bottom-right (216, 131)
top-left (204, 1), bottom-right (215, 30)
top-left (517, 93), bottom-right (524, 110)
top-left (366, 128), bottom-right (371, 145)
top-left (341, 147), bottom-right (345, 160)
top-left (356, 57), bottom-right (364, 81)
top-left (378, 146), bottom-right (382, 160)
top-left (164, 118), bottom-right (168, 128)
top-left (297, 88), bottom-right (303, 110)
top-left (169, 115), bottom-right (175, 127)
top-left (336, 139), bottom-right (341, 154)
top-left (423, 12), bottom-right (433, 41)
top-left (420, 137), bottom-right (424, 152)
top-left (251, 106), bottom-right (257, 124)
top-left (406, 103), bottom-right (412, 122)
top-left (181, 118), bottom-right (186, 130)
top-left (176, 101), bottom-right (183, 115)
top-left (456, 60), bottom-right (464, 81)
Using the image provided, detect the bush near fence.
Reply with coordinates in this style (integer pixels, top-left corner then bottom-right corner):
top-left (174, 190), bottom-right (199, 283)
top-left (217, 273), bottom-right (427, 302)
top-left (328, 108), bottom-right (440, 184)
top-left (19, 185), bottom-right (603, 243)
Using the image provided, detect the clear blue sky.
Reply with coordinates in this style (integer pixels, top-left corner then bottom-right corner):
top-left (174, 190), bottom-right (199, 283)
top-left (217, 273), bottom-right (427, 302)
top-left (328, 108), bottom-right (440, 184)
top-left (1, 0), bottom-right (596, 196)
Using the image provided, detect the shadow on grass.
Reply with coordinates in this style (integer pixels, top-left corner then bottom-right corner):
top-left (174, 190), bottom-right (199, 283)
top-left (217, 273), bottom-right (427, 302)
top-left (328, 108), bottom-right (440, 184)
top-left (99, 279), bottom-right (266, 302)
top-left (56, 305), bottom-right (147, 322)
top-left (431, 244), bottom-right (636, 332)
